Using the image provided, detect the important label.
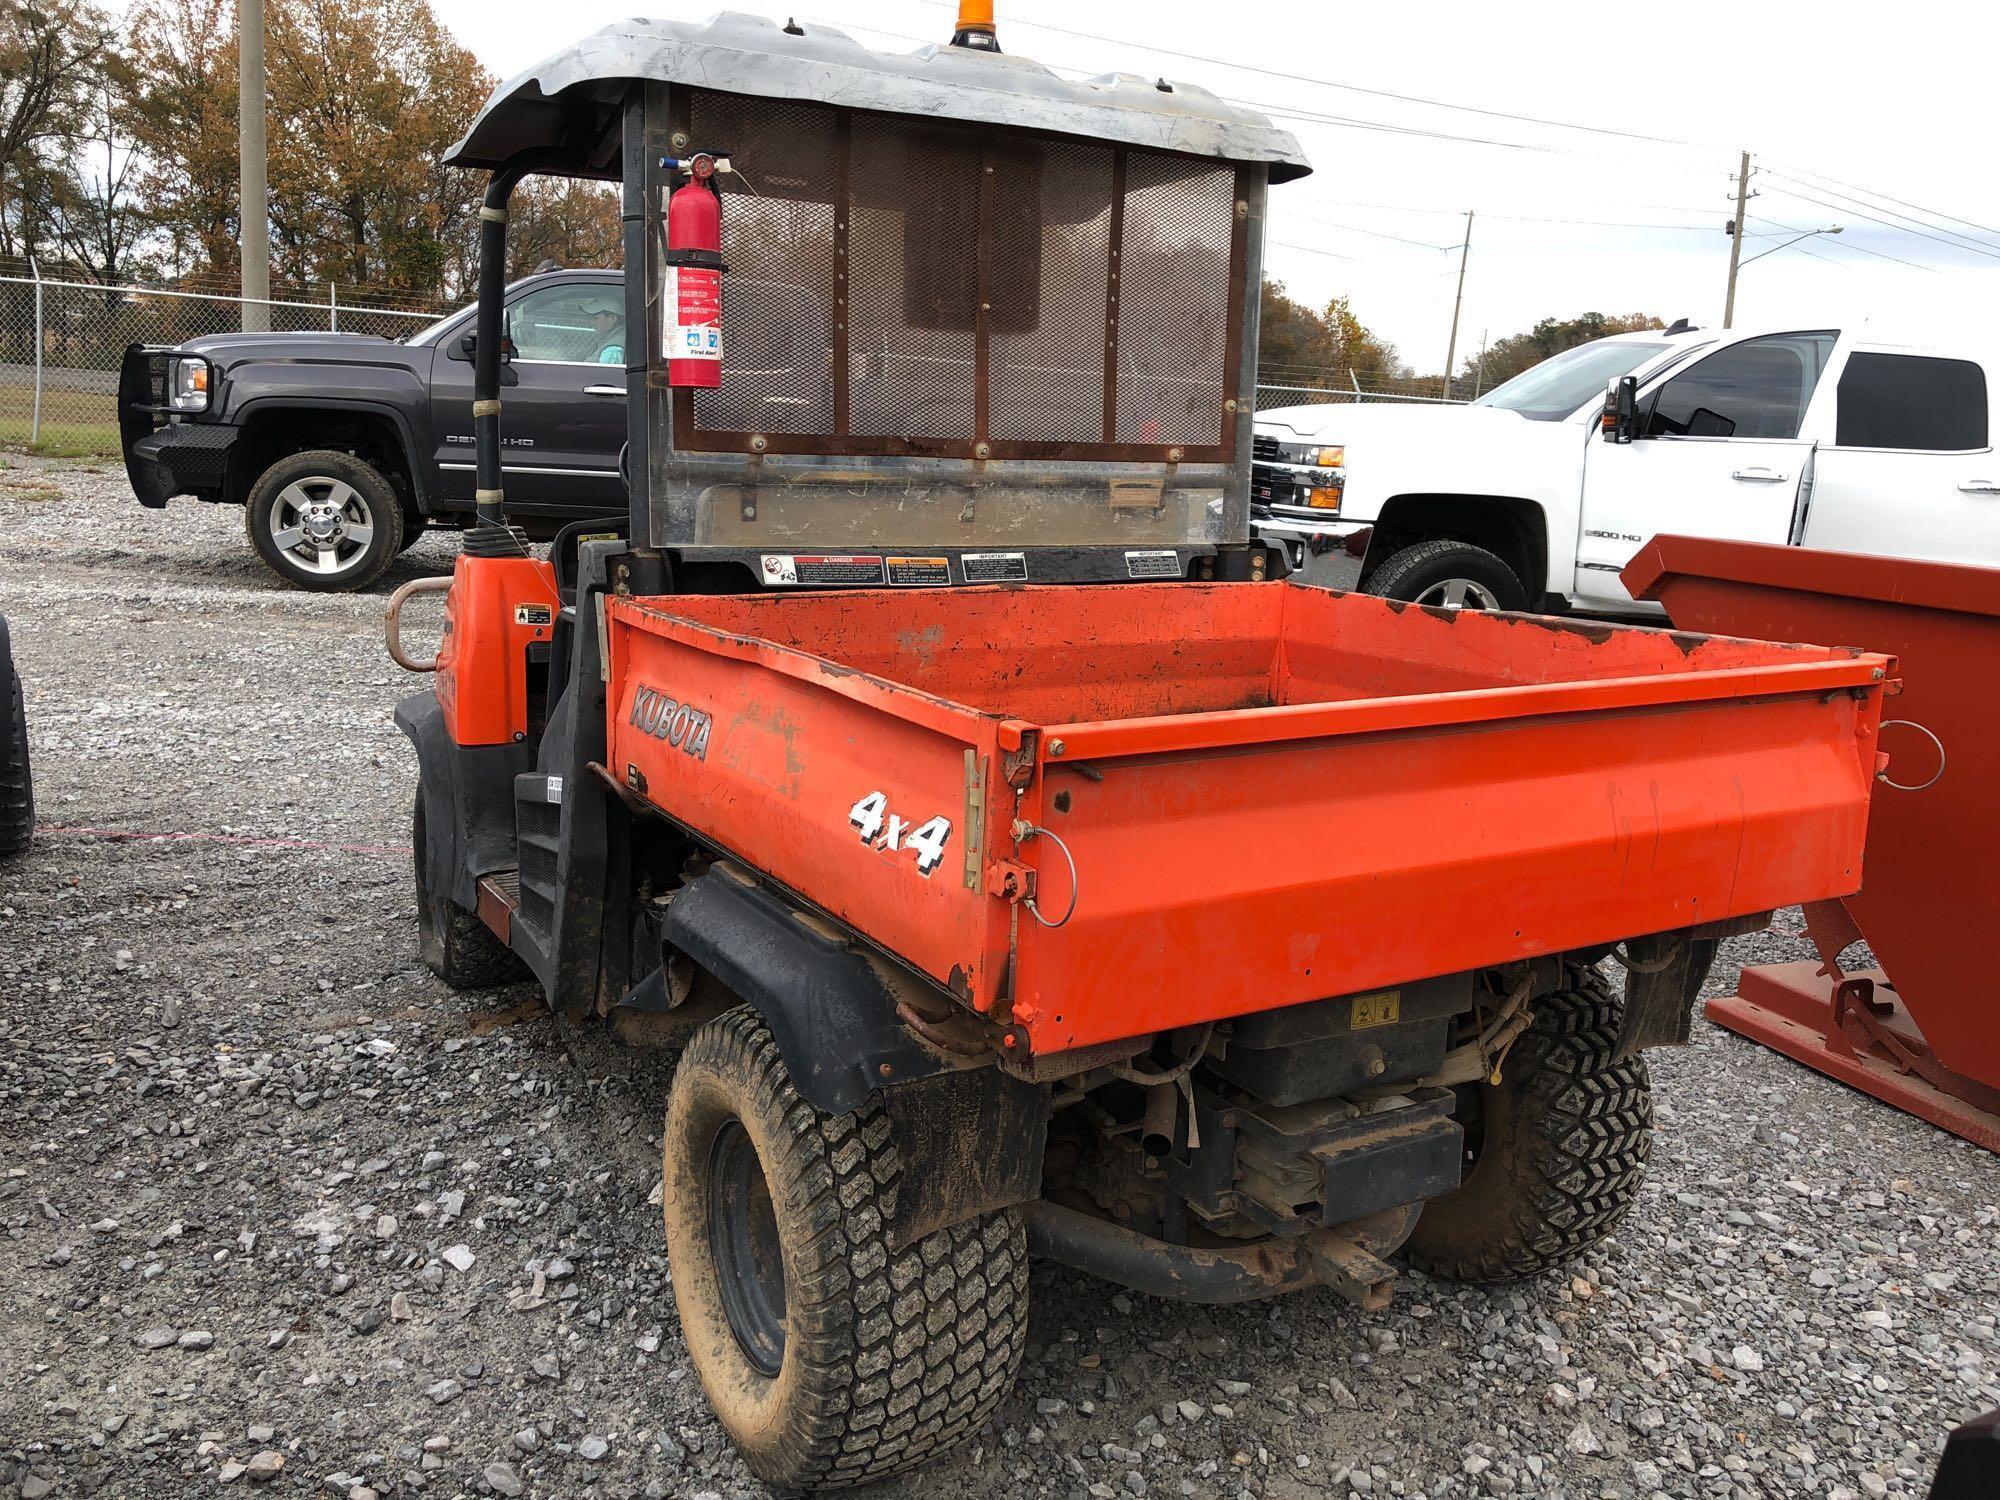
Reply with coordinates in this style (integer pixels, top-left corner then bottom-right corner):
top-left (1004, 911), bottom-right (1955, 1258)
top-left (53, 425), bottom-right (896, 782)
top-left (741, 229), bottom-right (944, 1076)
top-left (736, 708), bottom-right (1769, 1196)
top-left (886, 556), bottom-right (952, 587)
top-left (759, 554), bottom-right (887, 587)
top-left (1349, 991), bottom-right (1402, 1030)
top-left (1124, 549), bottom-right (1182, 580)
top-left (961, 551), bottom-right (1029, 584)
top-left (513, 603), bottom-right (553, 626)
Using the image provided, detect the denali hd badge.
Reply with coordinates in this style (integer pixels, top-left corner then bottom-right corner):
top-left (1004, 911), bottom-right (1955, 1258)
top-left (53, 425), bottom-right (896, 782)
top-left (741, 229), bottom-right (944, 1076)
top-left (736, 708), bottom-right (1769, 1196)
top-left (630, 684), bottom-right (712, 761)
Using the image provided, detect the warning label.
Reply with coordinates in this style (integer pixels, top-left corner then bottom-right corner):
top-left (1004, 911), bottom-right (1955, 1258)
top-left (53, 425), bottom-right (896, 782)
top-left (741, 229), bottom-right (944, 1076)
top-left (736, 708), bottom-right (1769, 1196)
top-left (1125, 549), bottom-right (1182, 580)
top-left (759, 554), bottom-right (886, 586)
top-left (886, 556), bottom-right (952, 587)
top-left (513, 603), bottom-right (553, 626)
top-left (961, 551), bottom-right (1029, 584)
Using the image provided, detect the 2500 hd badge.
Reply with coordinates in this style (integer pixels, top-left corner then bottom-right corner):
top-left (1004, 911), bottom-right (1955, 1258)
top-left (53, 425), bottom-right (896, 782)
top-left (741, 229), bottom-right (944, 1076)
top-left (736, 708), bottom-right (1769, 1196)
top-left (629, 684), bottom-right (712, 761)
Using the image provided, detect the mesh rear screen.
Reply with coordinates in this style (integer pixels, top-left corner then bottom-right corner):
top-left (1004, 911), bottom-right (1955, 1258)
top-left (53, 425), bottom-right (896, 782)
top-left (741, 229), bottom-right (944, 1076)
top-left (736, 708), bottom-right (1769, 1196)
top-left (678, 90), bottom-right (1244, 461)
top-left (690, 94), bottom-right (839, 435)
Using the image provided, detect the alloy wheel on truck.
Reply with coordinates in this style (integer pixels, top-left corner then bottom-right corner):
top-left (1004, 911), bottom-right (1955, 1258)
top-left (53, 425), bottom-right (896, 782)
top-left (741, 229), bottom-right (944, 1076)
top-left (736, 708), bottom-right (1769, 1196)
top-left (245, 449), bottom-right (406, 592)
top-left (1368, 538), bottom-right (1529, 612)
top-left (1404, 967), bottom-right (1653, 1282)
top-left (662, 1006), bottom-right (1028, 1491)
top-left (412, 787), bottom-right (525, 989)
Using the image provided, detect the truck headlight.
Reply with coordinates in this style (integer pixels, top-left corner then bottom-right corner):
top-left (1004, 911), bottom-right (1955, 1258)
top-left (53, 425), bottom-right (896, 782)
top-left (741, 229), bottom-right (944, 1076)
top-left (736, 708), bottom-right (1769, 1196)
top-left (168, 356), bottom-right (212, 412)
top-left (1281, 442), bottom-right (1343, 469)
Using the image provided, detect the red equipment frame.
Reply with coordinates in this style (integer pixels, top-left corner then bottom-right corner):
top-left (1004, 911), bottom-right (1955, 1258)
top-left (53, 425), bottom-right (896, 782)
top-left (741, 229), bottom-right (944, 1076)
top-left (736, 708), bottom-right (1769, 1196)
top-left (1626, 536), bottom-right (2000, 1151)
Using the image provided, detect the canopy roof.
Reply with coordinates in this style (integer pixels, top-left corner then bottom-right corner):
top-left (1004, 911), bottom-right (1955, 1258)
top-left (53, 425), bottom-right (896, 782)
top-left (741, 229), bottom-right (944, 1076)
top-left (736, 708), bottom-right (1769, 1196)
top-left (444, 11), bottom-right (1311, 181)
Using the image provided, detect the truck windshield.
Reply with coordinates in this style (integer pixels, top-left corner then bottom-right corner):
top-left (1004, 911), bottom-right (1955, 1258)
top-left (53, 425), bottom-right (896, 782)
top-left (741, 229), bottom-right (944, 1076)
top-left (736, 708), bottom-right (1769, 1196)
top-left (1473, 339), bottom-right (1673, 422)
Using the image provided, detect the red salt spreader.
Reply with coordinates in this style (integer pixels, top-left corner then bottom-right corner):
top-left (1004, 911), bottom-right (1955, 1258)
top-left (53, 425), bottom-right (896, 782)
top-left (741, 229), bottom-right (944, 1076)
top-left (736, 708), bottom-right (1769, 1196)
top-left (1626, 536), bottom-right (2000, 1150)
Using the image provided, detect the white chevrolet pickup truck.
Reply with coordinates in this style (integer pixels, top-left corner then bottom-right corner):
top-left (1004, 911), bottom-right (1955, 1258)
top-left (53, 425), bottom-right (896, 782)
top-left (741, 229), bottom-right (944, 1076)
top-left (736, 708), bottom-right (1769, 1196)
top-left (1253, 323), bottom-right (2000, 613)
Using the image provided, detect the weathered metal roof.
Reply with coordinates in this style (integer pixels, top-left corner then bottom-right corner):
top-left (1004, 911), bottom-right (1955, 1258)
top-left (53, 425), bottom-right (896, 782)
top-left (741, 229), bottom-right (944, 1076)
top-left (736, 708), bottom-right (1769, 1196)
top-left (444, 11), bottom-right (1310, 181)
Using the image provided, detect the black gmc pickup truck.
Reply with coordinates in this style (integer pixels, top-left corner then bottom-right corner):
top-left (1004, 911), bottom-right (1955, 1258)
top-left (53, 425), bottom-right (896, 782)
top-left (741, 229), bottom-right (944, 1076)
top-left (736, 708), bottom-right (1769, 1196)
top-left (119, 269), bottom-right (628, 590)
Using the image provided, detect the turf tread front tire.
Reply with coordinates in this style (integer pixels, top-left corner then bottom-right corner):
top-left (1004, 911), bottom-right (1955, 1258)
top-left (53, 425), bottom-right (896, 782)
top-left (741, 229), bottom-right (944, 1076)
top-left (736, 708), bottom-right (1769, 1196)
top-left (1405, 967), bottom-right (1651, 1283)
top-left (0, 651), bottom-right (31, 857)
top-left (664, 1006), bottom-right (1028, 1490)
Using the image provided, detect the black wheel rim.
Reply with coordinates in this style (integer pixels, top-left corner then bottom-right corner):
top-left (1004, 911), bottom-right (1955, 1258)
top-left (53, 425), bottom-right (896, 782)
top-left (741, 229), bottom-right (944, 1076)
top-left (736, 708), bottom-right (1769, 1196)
top-left (707, 1118), bottom-right (787, 1376)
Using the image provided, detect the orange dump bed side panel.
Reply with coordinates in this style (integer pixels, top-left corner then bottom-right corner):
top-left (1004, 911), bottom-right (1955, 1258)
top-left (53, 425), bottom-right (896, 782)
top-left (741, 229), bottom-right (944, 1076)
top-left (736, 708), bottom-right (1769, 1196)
top-left (606, 583), bottom-right (1888, 1055)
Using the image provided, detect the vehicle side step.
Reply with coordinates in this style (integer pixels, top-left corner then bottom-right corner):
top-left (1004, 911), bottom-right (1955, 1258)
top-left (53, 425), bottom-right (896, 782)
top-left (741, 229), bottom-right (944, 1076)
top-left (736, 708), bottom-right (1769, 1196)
top-left (476, 869), bottom-right (520, 944)
top-left (511, 773), bottom-right (563, 968)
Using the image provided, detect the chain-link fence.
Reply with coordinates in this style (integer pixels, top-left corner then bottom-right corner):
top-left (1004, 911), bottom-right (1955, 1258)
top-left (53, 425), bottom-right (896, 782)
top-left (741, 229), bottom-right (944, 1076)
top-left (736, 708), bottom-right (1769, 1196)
top-left (1257, 381), bottom-right (1468, 410)
top-left (0, 261), bottom-right (1462, 462)
top-left (0, 262), bottom-right (450, 455)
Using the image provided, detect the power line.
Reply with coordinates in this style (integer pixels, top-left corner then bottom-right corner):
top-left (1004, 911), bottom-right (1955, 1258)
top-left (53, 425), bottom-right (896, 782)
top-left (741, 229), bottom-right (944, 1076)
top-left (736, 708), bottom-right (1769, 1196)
top-left (1271, 209), bottom-right (1452, 251)
top-left (1766, 160), bottom-right (2000, 243)
top-left (1760, 170), bottom-right (2000, 258)
top-left (1269, 240), bottom-right (1360, 262)
top-left (1761, 186), bottom-right (2000, 263)
top-left (907, 0), bottom-right (1701, 149)
top-left (1748, 216), bottom-right (1949, 276)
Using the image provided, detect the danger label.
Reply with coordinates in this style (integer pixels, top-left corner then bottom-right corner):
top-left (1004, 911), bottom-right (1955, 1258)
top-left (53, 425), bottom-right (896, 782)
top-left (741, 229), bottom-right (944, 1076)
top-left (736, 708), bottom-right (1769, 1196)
top-left (760, 554), bottom-right (887, 586)
top-left (886, 556), bottom-right (951, 587)
top-left (961, 551), bottom-right (1029, 584)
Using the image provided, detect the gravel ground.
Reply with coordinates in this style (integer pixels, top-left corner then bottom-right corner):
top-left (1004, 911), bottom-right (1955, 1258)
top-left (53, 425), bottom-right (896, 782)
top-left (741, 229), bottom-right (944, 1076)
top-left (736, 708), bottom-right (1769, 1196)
top-left (2, 451), bottom-right (1996, 1500)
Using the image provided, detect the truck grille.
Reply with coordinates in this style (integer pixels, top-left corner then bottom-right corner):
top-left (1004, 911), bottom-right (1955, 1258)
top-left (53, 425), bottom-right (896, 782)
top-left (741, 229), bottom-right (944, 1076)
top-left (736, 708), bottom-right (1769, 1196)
top-left (1251, 433), bottom-right (1282, 464)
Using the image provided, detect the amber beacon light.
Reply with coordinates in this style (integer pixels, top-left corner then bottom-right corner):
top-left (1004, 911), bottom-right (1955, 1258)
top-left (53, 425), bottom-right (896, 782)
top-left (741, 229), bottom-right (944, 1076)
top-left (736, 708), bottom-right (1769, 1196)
top-left (951, 0), bottom-right (1001, 50)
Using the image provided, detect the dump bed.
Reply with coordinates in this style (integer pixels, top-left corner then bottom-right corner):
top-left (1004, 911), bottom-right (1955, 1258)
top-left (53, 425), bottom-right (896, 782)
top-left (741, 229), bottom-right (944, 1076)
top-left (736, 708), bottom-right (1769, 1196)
top-left (604, 582), bottom-right (1889, 1056)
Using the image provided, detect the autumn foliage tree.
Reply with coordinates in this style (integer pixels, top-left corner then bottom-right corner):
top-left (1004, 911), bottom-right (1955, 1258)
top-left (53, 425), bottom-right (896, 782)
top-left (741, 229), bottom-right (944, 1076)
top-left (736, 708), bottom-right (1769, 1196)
top-left (1460, 311), bottom-right (1666, 393)
top-left (1257, 277), bottom-right (1408, 390)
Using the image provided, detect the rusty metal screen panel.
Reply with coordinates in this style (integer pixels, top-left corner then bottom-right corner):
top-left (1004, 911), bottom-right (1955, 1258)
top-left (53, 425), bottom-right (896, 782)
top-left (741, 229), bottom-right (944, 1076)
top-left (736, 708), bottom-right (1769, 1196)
top-left (1114, 154), bottom-right (1235, 447)
top-left (676, 89), bottom-right (1244, 463)
top-left (689, 93), bottom-right (839, 435)
top-left (847, 116), bottom-right (979, 442)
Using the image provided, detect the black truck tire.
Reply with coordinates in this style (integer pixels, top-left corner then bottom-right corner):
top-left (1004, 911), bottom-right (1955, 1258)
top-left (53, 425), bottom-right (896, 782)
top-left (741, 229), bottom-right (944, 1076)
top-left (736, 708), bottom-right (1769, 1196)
top-left (412, 788), bottom-right (523, 989)
top-left (662, 1006), bottom-right (1028, 1491)
top-left (1405, 967), bottom-right (1652, 1282)
top-left (1368, 539), bottom-right (1529, 612)
top-left (245, 449), bottom-right (406, 591)
top-left (0, 644), bottom-right (31, 857)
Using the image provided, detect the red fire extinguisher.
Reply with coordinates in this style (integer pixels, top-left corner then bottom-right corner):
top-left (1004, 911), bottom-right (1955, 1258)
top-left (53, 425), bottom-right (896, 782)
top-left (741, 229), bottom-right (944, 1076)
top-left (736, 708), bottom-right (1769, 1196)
top-left (664, 152), bottom-right (724, 389)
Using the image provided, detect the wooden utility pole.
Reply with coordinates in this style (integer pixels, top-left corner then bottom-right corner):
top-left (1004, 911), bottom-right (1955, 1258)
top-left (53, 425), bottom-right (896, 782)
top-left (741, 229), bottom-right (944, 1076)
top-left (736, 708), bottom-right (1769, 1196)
top-left (1442, 210), bottom-right (1472, 400)
top-left (238, 0), bottom-right (270, 332)
top-left (1723, 150), bottom-right (1750, 330)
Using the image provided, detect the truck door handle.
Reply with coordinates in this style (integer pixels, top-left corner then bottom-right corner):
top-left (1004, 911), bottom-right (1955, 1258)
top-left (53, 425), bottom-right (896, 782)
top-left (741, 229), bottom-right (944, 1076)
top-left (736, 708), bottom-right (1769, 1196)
top-left (1957, 479), bottom-right (2000, 494)
top-left (1731, 466), bottom-right (1787, 482)
top-left (584, 384), bottom-right (627, 397)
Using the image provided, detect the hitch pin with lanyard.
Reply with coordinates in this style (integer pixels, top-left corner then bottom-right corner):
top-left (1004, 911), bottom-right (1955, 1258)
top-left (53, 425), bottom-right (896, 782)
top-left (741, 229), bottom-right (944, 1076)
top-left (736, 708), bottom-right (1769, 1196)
top-left (1010, 818), bottom-right (1079, 929)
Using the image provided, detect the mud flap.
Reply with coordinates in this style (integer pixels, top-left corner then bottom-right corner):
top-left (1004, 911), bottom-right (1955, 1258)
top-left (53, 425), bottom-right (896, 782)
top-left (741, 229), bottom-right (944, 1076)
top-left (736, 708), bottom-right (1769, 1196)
top-left (878, 1067), bottom-right (1047, 1250)
top-left (393, 691), bottom-right (532, 913)
top-left (1613, 933), bottom-right (1720, 1061)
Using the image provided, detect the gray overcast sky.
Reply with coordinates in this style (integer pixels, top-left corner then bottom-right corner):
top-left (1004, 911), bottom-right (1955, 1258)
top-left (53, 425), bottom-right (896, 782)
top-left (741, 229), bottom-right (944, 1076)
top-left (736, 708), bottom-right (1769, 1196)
top-left (428, 0), bottom-right (2000, 370)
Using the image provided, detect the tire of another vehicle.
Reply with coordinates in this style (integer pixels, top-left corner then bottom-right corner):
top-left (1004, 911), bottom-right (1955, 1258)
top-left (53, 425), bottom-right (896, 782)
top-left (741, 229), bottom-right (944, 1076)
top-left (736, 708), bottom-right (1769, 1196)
top-left (0, 647), bottom-right (31, 858)
top-left (663, 1005), bottom-right (1029, 1491)
top-left (412, 787), bottom-right (524, 989)
top-left (1367, 538), bottom-right (1530, 612)
top-left (1404, 967), bottom-right (1652, 1283)
top-left (244, 449), bottom-right (406, 591)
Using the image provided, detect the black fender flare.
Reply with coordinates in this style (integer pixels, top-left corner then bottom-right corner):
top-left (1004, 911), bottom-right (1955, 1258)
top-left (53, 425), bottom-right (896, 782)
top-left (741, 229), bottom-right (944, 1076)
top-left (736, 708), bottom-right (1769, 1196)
top-left (393, 690), bottom-right (531, 911)
top-left (651, 865), bottom-right (1048, 1243)
top-left (231, 396), bottom-right (433, 510)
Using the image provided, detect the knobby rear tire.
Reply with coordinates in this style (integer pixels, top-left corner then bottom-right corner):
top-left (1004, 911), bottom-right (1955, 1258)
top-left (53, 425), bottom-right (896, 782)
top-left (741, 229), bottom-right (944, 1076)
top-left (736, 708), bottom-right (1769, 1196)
top-left (663, 1006), bottom-right (1028, 1491)
top-left (1405, 966), bottom-right (1652, 1283)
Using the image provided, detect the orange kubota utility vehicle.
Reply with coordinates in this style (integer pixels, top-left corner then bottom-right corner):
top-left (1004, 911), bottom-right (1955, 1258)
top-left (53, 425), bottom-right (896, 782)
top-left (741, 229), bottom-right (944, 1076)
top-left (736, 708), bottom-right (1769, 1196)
top-left (387, 7), bottom-right (1893, 1489)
